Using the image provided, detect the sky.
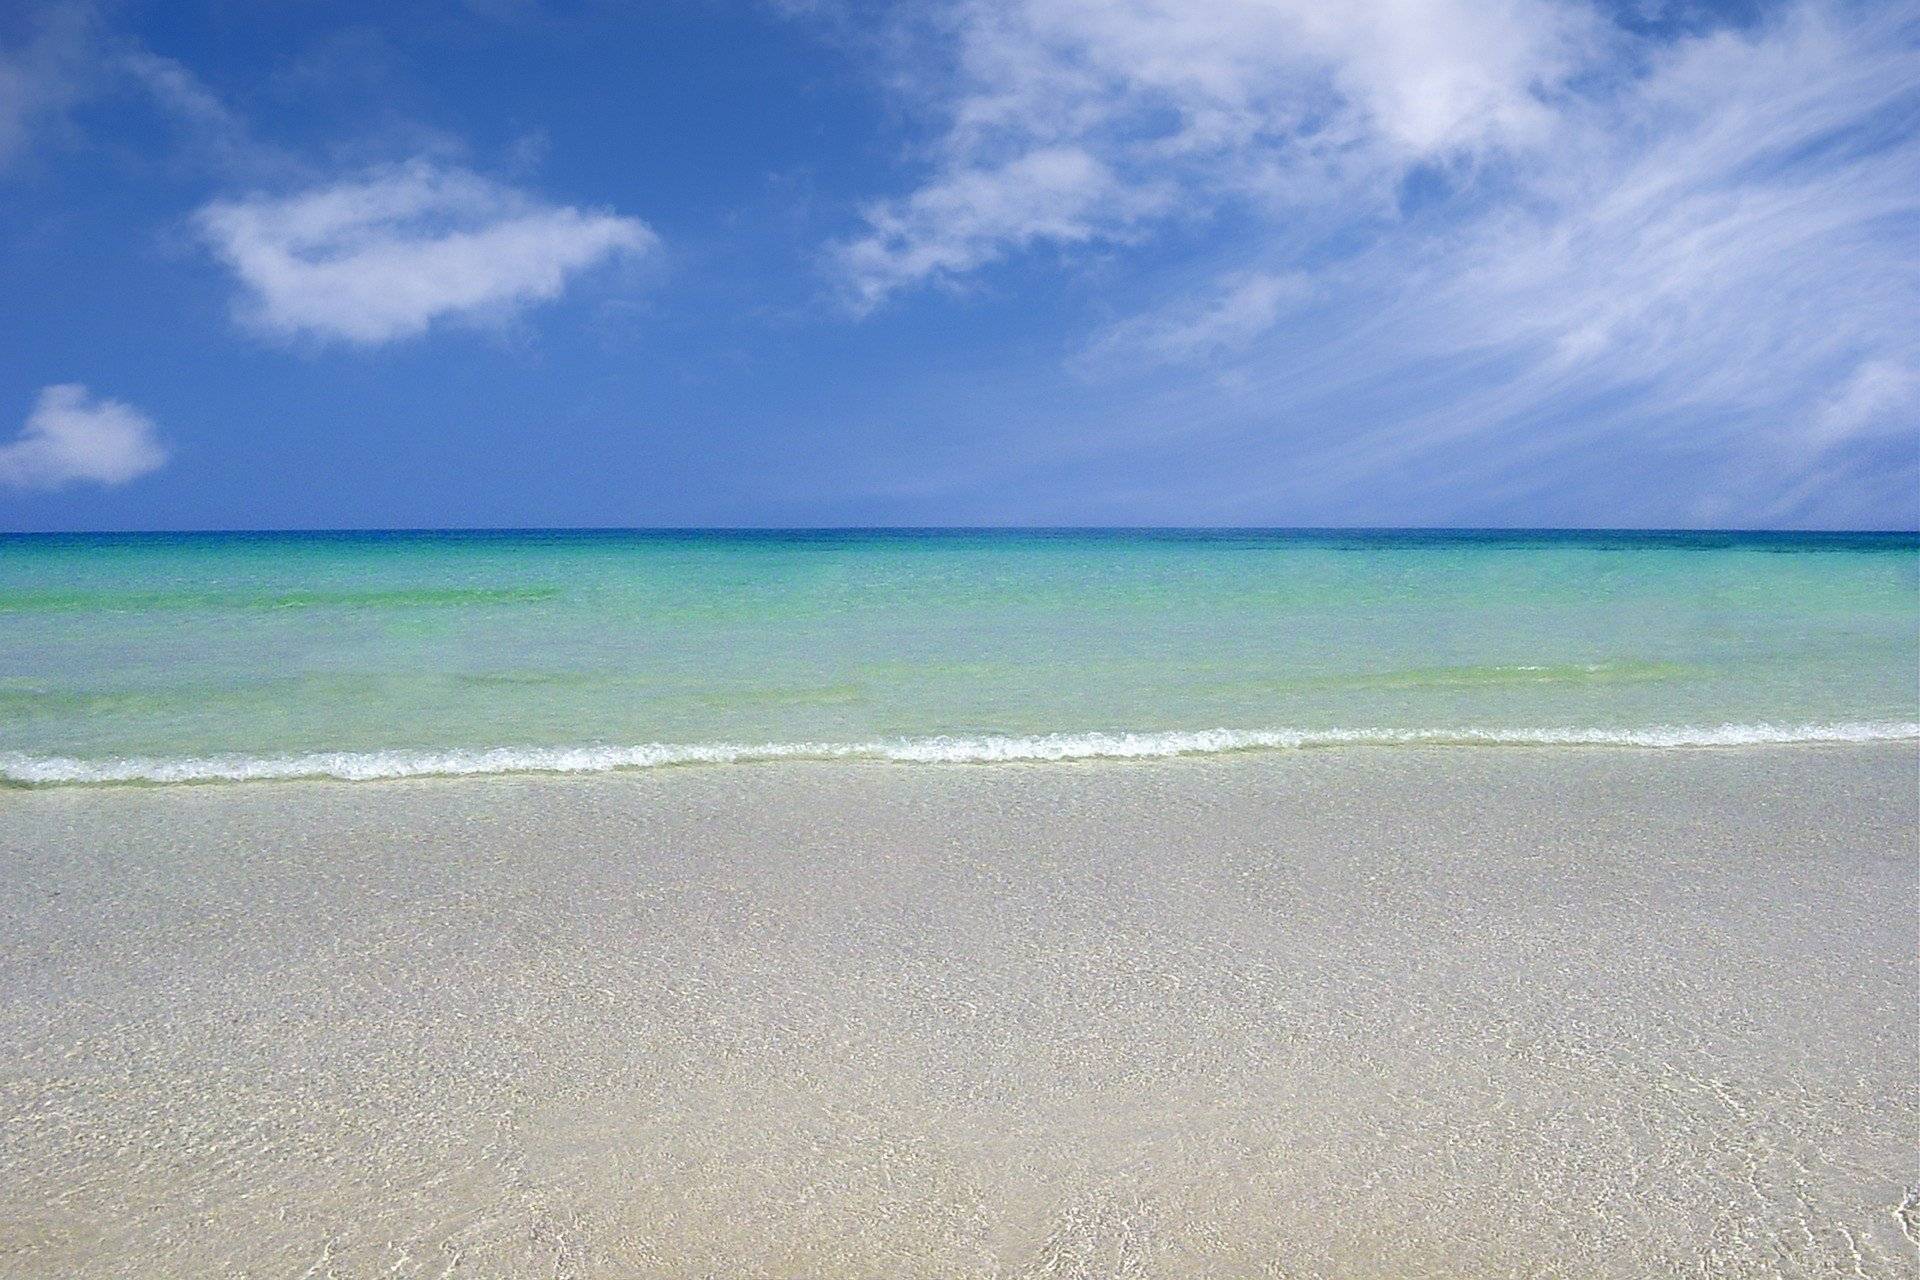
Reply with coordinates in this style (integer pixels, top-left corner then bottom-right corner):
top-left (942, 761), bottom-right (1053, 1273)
top-left (0, 0), bottom-right (1915, 530)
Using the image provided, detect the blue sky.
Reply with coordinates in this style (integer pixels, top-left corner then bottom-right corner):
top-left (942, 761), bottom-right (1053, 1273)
top-left (0, 0), bottom-right (1914, 530)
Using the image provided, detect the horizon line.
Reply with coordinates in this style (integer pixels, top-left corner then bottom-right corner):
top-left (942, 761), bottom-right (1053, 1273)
top-left (3, 524), bottom-right (1918, 538)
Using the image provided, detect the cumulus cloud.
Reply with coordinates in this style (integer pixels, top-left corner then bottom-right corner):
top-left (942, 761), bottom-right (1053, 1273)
top-left (0, 385), bottom-right (168, 489)
top-left (195, 161), bottom-right (657, 343)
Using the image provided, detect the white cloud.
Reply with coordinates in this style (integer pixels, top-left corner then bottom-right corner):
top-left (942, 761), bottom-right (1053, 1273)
top-left (1291, 6), bottom-right (1920, 493)
top-left (0, 2), bottom-right (95, 169)
top-left (833, 1), bottom-right (1919, 526)
top-left (836, 0), bottom-right (1600, 304)
top-left (119, 48), bottom-right (239, 137)
top-left (0, 8), bottom-right (291, 178)
top-left (1812, 360), bottom-right (1920, 447)
top-left (0, 385), bottom-right (168, 489)
top-left (839, 145), bottom-right (1158, 310)
top-left (195, 161), bottom-right (657, 343)
top-left (1085, 269), bottom-right (1313, 365)
top-left (116, 47), bottom-right (268, 174)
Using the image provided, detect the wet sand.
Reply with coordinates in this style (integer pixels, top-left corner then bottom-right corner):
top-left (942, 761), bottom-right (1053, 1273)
top-left (1, 744), bottom-right (1915, 1277)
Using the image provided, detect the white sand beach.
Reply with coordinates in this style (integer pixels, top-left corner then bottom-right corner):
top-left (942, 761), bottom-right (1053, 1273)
top-left (2, 744), bottom-right (1915, 1277)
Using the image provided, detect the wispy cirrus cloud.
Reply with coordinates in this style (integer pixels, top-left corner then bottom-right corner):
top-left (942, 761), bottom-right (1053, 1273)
top-left (195, 161), bottom-right (657, 344)
top-left (1813, 360), bottom-right (1920, 448)
top-left (824, 0), bottom-right (1919, 527)
top-left (832, 0), bottom-right (1602, 306)
top-left (0, 1), bottom-right (97, 170)
top-left (1081, 269), bottom-right (1313, 367)
top-left (840, 145), bottom-right (1161, 312)
top-left (0, 384), bottom-right (167, 489)
top-left (1132, 5), bottom-right (1920, 523)
top-left (0, 5), bottom-right (297, 182)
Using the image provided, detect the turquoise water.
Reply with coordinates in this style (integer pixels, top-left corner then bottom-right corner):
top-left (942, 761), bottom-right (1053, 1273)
top-left (1, 529), bottom-right (1915, 783)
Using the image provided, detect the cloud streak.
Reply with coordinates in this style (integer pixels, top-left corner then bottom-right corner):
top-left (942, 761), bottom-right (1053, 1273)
top-left (195, 161), bottom-right (657, 344)
top-left (835, 0), bottom-right (1602, 305)
top-left (1208, 4), bottom-right (1920, 524)
top-left (0, 385), bottom-right (167, 489)
top-left (828, 0), bottom-right (1920, 527)
top-left (838, 145), bottom-right (1156, 311)
top-left (0, 1), bottom-right (96, 170)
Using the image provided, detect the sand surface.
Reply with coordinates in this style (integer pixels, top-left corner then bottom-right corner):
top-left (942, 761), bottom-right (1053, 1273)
top-left (1, 745), bottom-right (1915, 1278)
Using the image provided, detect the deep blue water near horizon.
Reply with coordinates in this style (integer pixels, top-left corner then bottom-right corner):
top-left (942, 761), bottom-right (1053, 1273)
top-left (8, 526), bottom-right (1918, 544)
top-left (2, 528), bottom-right (1915, 783)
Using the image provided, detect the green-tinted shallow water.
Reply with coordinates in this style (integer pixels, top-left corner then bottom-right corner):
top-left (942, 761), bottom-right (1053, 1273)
top-left (1, 529), bottom-right (1915, 782)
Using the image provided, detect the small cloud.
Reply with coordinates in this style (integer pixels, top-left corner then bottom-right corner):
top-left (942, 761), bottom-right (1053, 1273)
top-left (0, 1), bottom-right (97, 170)
top-left (3, 14), bottom-right (292, 180)
top-left (1811, 359), bottom-right (1919, 449)
top-left (1088, 270), bottom-right (1315, 368)
top-left (194, 160), bottom-right (658, 344)
top-left (836, 146), bottom-right (1163, 311)
top-left (0, 384), bottom-right (168, 489)
top-left (119, 49), bottom-right (241, 137)
top-left (116, 48), bottom-right (267, 174)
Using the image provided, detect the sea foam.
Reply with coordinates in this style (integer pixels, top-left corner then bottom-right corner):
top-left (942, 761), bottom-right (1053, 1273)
top-left (1, 722), bottom-right (1914, 786)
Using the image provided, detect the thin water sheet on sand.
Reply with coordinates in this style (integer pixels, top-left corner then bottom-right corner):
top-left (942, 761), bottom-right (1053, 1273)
top-left (0, 745), bottom-right (1915, 1278)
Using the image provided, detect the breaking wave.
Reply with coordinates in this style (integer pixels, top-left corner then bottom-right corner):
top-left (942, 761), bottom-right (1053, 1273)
top-left (1, 721), bottom-right (1914, 786)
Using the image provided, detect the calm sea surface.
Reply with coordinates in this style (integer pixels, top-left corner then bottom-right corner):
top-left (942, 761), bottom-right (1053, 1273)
top-left (2, 529), bottom-right (1915, 782)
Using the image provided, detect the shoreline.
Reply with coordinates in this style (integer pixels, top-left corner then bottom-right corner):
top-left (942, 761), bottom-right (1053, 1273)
top-left (4, 719), bottom-right (1916, 786)
top-left (3, 743), bottom-right (1916, 1277)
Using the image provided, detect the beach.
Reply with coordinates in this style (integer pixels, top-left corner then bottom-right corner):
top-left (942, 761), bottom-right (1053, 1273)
top-left (3, 742), bottom-right (1914, 1277)
top-left (9, 0), bottom-right (1918, 1268)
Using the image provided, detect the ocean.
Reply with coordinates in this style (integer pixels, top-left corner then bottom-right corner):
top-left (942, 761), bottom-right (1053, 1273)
top-left (1, 528), bottom-right (1915, 784)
